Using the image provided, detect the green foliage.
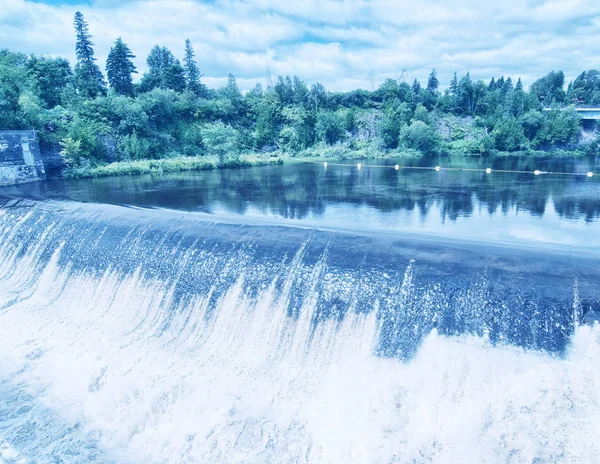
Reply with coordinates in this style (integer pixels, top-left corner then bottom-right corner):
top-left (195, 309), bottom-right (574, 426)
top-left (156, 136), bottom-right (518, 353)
top-left (530, 71), bottom-right (565, 105)
top-left (26, 56), bottom-right (73, 108)
top-left (315, 111), bottom-right (346, 145)
top-left (139, 46), bottom-right (186, 93)
top-left (183, 39), bottom-right (204, 96)
top-left (413, 104), bottom-right (431, 125)
top-left (400, 121), bottom-right (441, 154)
top-left (381, 102), bottom-right (412, 149)
top-left (117, 131), bottom-right (150, 160)
top-left (279, 106), bottom-right (315, 152)
top-left (60, 137), bottom-right (84, 167)
top-left (106, 38), bottom-right (137, 97)
top-left (427, 69), bottom-right (439, 94)
top-left (532, 108), bottom-right (580, 148)
top-left (199, 121), bottom-right (240, 163)
top-left (492, 117), bottom-right (527, 151)
top-left (0, 33), bottom-right (596, 177)
top-left (73, 11), bottom-right (106, 98)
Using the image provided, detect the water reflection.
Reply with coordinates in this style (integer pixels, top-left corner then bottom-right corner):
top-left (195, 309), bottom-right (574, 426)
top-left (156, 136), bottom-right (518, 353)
top-left (1, 156), bottom-right (599, 246)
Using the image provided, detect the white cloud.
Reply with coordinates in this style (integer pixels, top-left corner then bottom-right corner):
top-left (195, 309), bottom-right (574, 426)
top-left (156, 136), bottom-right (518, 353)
top-left (1, 0), bottom-right (600, 91)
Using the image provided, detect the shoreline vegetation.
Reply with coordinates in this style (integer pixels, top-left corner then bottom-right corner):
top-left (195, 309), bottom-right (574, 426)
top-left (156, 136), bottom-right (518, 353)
top-left (2, 12), bottom-right (600, 181)
top-left (59, 145), bottom-right (593, 180)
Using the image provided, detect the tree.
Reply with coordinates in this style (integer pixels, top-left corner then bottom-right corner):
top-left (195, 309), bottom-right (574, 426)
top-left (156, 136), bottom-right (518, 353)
top-left (73, 11), bottom-right (106, 98)
top-left (309, 82), bottom-right (327, 112)
top-left (530, 71), bottom-right (566, 105)
top-left (400, 120), bottom-right (441, 153)
top-left (381, 101), bottom-right (412, 149)
top-left (223, 73), bottom-right (241, 102)
top-left (411, 79), bottom-right (421, 103)
top-left (106, 37), bottom-right (137, 97)
top-left (183, 39), bottom-right (203, 96)
top-left (26, 56), bottom-right (73, 108)
top-left (292, 76), bottom-right (308, 106)
top-left (200, 121), bottom-right (240, 163)
top-left (413, 104), bottom-right (431, 124)
top-left (315, 111), bottom-right (345, 145)
top-left (492, 117), bottom-right (527, 151)
top-left (427, 69), bottom-right (439, 94)
top-left (139, 46), bottom-right (186, 92)
top-left (274, 75), bottom-right (294, 105)
top-left (533, 108), bottom-right (580, 148)
top-left (449, 72), bottom-right (458, 95)
top-left (511, 78), bottom-right (525, 118)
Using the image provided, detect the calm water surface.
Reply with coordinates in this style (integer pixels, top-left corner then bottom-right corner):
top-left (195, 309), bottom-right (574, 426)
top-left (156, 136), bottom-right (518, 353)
top-left (2, 155), bottom-right (600, 251)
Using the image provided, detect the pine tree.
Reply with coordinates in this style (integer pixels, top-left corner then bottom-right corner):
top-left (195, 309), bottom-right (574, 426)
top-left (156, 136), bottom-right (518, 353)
top-left (427, 69), bottom-right (439, 93)
top-left (411, 78), bottom-right (421, 94)
top-left (449, 72), bottom-right (458, 95)
top-left (496, 76), bottom-right (505, 90)
top-left (511, 78), bottom-right (525, 117)
top-left (224, 73), bottom-right (241, 102)
top-left (183, 39), bottom-right (203, 96)
top-left (73, 11), bottom-right (106, 98)
top-left (106, 37), bottom-right (137, 96)
top-left (139, 46), bottom-right (186, 92)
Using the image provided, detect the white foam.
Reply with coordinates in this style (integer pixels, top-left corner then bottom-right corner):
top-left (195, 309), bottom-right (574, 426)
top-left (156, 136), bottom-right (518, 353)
top-left (0, 241), bottom-right (599, 463)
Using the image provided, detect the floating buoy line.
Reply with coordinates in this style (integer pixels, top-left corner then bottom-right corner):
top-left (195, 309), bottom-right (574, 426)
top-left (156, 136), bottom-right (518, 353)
top-left (300, 158), bottom-right (596, 178)
top-left (236, 141), bottom-right (596, 178)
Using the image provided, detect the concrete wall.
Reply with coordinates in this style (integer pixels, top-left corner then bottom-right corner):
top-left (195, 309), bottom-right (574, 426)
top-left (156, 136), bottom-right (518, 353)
top-left (0, 130), bottom-right (46, 187)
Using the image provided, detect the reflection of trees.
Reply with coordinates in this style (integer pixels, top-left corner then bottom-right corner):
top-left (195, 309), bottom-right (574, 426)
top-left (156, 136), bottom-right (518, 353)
top-left (9, 155), bottom-right (600, 223)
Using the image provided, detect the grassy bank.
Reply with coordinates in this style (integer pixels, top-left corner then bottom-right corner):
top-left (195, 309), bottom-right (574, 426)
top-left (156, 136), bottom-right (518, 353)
top-left (59, 145), bottom-right (592, 180)
top-left (61, 154), bottom-right (284, 179)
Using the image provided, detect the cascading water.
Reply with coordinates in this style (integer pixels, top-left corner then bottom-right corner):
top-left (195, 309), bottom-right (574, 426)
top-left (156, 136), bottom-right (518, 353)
top-left (0, 197), bottom-right (599, 463)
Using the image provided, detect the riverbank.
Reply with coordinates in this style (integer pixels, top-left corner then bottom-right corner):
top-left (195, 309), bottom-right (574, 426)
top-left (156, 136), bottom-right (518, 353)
top-left (57, 146), bottom-right (595, 180)
top-left (60, 154), bottom-right (284, 179)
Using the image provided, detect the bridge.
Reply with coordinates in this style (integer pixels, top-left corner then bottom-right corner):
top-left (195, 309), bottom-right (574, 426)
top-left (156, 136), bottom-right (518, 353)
top-left (543, 107), bottom-right (600, 120)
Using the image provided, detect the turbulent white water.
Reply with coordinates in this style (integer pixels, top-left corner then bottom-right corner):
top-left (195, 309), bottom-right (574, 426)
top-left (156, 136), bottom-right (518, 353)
top-left (0, 205), bottom-right (599, 463)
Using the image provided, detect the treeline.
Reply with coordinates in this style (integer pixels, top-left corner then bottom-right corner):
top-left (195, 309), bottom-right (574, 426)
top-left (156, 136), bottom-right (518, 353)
top-left (0, 12), bottom-right (597, 171)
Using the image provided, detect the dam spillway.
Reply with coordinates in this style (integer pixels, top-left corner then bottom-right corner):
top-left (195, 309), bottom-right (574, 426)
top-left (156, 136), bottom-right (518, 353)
top-left (0, 158), bottom-right (599, 463)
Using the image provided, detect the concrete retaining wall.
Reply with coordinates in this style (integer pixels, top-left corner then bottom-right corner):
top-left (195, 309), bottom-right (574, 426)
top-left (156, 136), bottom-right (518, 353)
top-left (0, 130), bottom-right (46, 187)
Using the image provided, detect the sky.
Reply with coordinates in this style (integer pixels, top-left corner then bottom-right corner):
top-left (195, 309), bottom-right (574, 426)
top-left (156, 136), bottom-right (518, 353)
top-left (2, 0), bottom-right (600, 92)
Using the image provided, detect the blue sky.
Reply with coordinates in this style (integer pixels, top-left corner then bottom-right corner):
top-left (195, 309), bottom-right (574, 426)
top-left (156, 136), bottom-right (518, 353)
top-left (3, 0), bottom-right (600, 91)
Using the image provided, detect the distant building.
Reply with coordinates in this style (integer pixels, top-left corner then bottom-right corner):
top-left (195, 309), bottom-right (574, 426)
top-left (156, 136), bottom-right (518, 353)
top-left (0, 130), bottom-right (46, 187)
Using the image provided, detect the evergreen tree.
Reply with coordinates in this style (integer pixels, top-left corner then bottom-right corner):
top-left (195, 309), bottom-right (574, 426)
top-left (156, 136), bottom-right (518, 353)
top-left (411, 78), bottom-right (421, 95)
top-left (427, 69), bottom-right (439, 93)
top-left (488, 77), bottom-right (496, 90)
top-left (106, 37), bottom-right (137, 97)
top-left (73, 11), bottom-right (106, 98)
top-left (183, 39), bottom-right (203, 96)
top-left (449, 72), bottom-right (458, 95)
top-left (224, 73), bottom-right (242, 102)
top-left (511, 78), bottom-right (526, 118)
top-left (496, 76), bottom-right (505, 90)
top-left (139, 46), bottom-right (186, 92)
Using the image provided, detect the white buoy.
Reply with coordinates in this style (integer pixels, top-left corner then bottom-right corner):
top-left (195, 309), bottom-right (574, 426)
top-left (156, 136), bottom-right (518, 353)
top-left (486, 168), bottom-right (492, 174)
top-left (395, 165), bottom-right (399, 170)
top-left (588, 172), bottom-right (594, 178)
top-left (534, 170), bottom-right (540, 176)
top-left (435, 166), bottom-right (441, 172)
top-left (357, 163), bottom-right (362, 170)
top-left (323, 162), bottom-right (328, 168)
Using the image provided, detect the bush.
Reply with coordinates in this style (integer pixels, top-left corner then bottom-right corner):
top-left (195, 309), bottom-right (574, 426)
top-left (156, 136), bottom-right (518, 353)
top-left (400, 121), bottom-right (441, 153)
